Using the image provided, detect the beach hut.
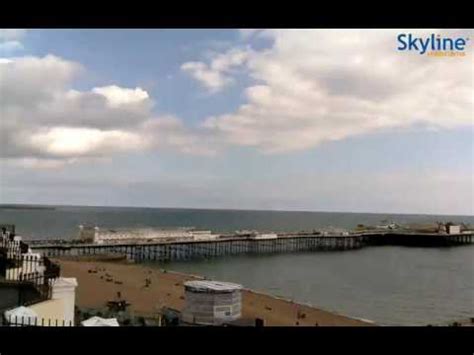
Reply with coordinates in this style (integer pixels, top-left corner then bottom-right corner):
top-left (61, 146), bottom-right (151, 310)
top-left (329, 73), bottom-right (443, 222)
top-left (182, 280), bottom-right (242, 325)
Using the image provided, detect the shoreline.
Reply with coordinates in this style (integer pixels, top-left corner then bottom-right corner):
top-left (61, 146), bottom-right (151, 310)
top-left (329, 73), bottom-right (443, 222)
top-left (54, 256), bottom-right (375, 326)
top-left (157, 268), bottom-right (375, 324)
top-left (241, 287), bottom-right (377, 325)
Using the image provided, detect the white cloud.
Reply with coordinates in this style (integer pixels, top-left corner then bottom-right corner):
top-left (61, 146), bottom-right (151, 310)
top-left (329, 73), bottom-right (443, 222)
top-left (0, 55), bottom-right (215, 164)
top-left (2, 30), bottom-right (473, 167)
top-left (0, 30), bottom-right (27, 55)
top-left (181, 48), bottom-right (251, 92)
top-left (29, 127), bottom-right (146, 157)
top-left (92, 85), bottom-right (149, 107)
top-left (181, 61), bottom-right (232, 92)
top-left (196, 29), bottom-right (473, 153)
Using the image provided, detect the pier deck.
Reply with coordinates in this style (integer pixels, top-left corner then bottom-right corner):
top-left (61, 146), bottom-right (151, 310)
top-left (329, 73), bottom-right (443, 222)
top-left (28, 232), bottom-right (473, 263)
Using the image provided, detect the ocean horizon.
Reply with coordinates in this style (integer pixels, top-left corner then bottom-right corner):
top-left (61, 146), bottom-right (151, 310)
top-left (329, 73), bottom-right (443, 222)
top-left (1, 203), bottom-right (473, 240)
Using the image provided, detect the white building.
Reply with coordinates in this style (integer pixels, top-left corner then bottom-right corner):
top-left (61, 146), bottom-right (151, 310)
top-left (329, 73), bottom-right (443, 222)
top-left (80, 226), bottom-right (220, 244)
top-left (2, 233), bottom-right (78, 326)
top-left (250, 233), bottom-right (278, 240)
top-left (321, 227), bottom-right (350, 236)
top-left (4, 278), bottom-right (78, 326)
top-left (5, 251), bottom-right (45, 283)
top-left (27, 278), bottom-right (78, 326)
top-left (447, 225), bottom-right (461, 234)
top-left (190, 230), bottom-right (218, 241)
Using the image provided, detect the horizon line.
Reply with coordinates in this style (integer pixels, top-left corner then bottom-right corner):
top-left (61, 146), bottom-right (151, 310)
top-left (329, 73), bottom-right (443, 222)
top-left (0, 202), bottom-right (472, 218)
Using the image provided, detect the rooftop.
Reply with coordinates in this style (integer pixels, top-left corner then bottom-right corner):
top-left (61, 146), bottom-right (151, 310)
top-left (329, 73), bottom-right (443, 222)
top-left (184, 280), bottom-right (242, 293)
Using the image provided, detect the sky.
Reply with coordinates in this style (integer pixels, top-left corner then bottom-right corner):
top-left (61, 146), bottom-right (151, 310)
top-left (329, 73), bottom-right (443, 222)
top-left (0, 29), bottom-right (473, 215)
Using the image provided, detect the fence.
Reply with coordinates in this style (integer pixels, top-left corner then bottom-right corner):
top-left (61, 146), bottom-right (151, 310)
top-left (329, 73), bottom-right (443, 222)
top-left (1, 234), bottom-right (61, 308)
top-left (1, 315), bottom-right (74, 327)
top-left (1, 254), bottom-right (60, 306)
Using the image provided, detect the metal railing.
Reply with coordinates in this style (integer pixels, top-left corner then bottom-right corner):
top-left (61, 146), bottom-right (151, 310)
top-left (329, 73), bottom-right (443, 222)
top-left (1, 315), bottom-right (73, 327)
top-left (1, 234), bottom-right (61, 308)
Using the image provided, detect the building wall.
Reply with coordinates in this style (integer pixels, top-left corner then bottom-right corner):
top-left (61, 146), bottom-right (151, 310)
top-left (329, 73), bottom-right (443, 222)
top-left (92, 228), bottom-right (218, 243)
top-left (448, 225), bottom-right (461, 234)
top-left (252, 233), bottom-right (278, 240)
top-left (5, 254), bottom-right (45, 281)
top-left (78, 225), bottom-right (97, 243)
top-left (51, 278), bottom-right (77, 324)
top-left (28, 277), bottom-right (77, 326)
top-left (28, 298), bottom-right (68, 326)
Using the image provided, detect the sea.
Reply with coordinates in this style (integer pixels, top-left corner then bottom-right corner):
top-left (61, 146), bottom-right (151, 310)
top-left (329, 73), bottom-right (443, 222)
top-left (1, 204), bottom-right (473, 325)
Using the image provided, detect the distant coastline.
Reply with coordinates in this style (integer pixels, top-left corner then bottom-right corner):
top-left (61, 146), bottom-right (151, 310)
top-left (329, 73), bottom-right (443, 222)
top-left (0, 204), bottom-right (56, 211)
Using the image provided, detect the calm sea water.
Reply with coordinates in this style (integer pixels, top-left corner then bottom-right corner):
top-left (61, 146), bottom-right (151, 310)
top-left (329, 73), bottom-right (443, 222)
top-left (1, 205), bottom-right (473, 325)
top-left (1, 205), bottom-right (473, 239)
top-left (157, 246), bottom-right (474, 325)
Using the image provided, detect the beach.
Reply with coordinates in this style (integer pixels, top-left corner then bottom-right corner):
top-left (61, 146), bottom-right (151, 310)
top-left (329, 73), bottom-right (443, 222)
top-left (55, 257), bottom-right (373, 326)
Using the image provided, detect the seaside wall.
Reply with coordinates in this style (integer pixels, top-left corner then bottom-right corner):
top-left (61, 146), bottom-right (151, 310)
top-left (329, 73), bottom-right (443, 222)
top-left (28, 277), bottom-right (77, 325)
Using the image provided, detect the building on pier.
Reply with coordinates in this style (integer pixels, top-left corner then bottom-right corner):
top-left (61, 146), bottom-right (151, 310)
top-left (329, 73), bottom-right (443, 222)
top-left (435, 222), bottom-right (464, 235)
top-left (189, 230), bottom-right (218, 241)
top-left (78, 226), bottom-right (219, 244)
top-left (78, 225), bottom-right (99, 243)
top-left (251, 233), bottom-right (278, 240)
top-left (321, 227), bottom-right (350, 236)
top-left (447, 225), bottom-right (461, 234)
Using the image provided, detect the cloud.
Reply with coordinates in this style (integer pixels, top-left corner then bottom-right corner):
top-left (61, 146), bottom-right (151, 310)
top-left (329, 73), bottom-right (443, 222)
top-left (29, 127), bottom-right (146, 157)
top-left (0, 55), bottom-right (215, 164)
top-left (181, 61), bottom-right (232, 92)
top-left (92, 85), bottom-right (149, 107)
top-left (2, 30), bottom-right (473, 168)
top-left (181, 48), bottom-right (251, 92)
top-left (0, 29), bottom-right (27, 55)
top-left (196, 29), bottom-right (473, 153)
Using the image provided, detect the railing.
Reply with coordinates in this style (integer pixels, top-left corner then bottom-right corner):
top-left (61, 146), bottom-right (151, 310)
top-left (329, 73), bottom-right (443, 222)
top-left (2, 254), bottom-right (60, 306)
top-left (1, 234), bottom-right (61, 308)
top-left (1, 315), bottom-right (73, 327)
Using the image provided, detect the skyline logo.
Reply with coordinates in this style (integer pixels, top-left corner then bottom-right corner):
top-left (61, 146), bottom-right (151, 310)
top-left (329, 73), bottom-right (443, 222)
top-left (397, 33), bottom-right (469, 57)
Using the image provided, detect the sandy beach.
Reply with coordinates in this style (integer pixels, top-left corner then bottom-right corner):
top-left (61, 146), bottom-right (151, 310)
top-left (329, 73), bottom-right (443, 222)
top-left (55, 256), bottom-right (374, 326)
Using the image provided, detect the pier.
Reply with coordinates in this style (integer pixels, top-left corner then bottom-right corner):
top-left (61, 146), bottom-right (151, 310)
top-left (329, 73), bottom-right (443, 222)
top-left (28, 231), bottom-right (473, 263)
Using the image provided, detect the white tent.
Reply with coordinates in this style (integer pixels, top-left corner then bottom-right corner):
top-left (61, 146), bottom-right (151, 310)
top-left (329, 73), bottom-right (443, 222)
top-left (81, 316), bottom-right (120, 327)
top-left (4, 306), bottom-right (38, 326)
